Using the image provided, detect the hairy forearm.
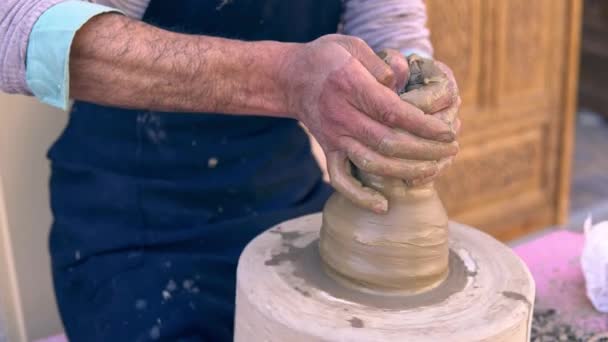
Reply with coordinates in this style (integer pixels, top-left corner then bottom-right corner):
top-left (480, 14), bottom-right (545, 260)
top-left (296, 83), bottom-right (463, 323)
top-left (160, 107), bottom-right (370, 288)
top-left (70, 13), bottom-right (296, 116)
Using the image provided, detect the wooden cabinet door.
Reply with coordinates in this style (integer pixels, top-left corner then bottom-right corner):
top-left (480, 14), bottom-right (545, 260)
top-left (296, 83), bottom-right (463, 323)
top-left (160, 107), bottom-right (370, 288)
top-left (426, 0), bottom-right (582, 240)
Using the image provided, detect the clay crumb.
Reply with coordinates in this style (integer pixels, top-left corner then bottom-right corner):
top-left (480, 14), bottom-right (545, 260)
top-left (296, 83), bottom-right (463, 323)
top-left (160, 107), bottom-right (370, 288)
top-left (166, 280), bottom-right (177, 292)
top-left (264, 242), bottom-right (305, 266)
top-left (348, 317), bottom-right (364, 328)
top-left (149, 326), bottom-right (160, 340)
top-left (502, 291), bottom-right (531, 307)
top-left (135, 299), bottom-right (147, 310)
top-left (465, 269), bottom-right (477, 277)
top-left (294, 286), bottom-right (311, 297)
top-left (183, 279), bottom-right (194, 290)
top-left (269, 229), bottom-right (302, 241)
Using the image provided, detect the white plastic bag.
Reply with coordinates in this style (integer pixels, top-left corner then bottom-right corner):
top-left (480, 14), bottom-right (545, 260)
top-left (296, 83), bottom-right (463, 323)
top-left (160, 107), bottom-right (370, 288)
top-left (581, 215), bottom-right (608, 313)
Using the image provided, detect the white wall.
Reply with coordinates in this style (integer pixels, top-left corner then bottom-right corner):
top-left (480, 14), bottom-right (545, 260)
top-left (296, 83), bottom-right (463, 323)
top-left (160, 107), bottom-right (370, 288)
top-left (0, 93), bottom-right (67, 341)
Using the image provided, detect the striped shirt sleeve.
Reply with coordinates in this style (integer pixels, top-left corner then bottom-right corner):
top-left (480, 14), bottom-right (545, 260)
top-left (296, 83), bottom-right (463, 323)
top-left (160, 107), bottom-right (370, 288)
top-left (343, 0), bottom-right (434, 58)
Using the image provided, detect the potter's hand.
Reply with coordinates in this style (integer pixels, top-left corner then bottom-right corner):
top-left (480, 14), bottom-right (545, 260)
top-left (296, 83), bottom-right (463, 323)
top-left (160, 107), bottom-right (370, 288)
top-left (398, 54), bottom-right (462, 186)
top-left (283, 35), bottom-right (458, 213)
top-left (375, 49), bottom-right (409, 93)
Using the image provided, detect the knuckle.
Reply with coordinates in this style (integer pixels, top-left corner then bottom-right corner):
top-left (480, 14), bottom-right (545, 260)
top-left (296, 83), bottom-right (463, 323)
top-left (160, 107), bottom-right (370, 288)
top-left (395, 63), bottom-right (409, 80)
top-left (328, 68), bottom-right (357, 94)
top-left (376, 49), bottom-right (389, 62)
top-left (422, 162), bottom-right (439, 177)
top-left (349, 36), bottom-right (367, 49)
top-left (376, 137), bottom-right (396, 156)
top-left (326, 132), bottom-right (344, 147)
top-left (447, 141), bottom-right (460, 156)
top-left (404, 161), bottom-right (436, 179)
top-left (379, 68), bottom-right (396, 88)
top-left (378, 107), bottom-right (397, 125)
top-left (328, 166), bottom-right (346, 188)
top-left (361, 126), bottom-right (385, 149)
top-left (351, 149), bottom-right (369, 168)
top-left (351, 150), bottom-right (377, 173)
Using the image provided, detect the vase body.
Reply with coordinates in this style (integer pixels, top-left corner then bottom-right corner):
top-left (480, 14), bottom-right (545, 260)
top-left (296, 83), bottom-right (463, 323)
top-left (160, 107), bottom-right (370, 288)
top-left (320, 174), bottom-right (449, 294)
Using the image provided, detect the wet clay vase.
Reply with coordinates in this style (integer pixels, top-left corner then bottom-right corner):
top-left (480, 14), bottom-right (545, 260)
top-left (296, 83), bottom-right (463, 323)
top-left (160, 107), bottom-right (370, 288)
top-left (320, 173), bottom-right (449, 295)
top-left (319, 54), bottom-right (453, 294)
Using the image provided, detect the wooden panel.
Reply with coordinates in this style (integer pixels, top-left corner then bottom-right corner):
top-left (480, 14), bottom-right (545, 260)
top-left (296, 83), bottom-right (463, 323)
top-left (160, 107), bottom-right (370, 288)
top-left (426, 0), bottom-right (481, 107)
top-left (556, 0), bottom-right (583, 224)
top-left (426, 0), bottom-right (582, 240)
top-left (437, 128), bottom-right (544, 215)
top-left (495, 0), bottom-right (550, 101)
top-left (579, 0), bottom-right (608, 116)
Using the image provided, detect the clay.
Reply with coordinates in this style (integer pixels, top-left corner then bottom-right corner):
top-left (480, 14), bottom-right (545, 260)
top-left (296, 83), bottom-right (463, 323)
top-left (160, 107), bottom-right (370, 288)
top-left (320, 175), bottom-right (449, 294)
top-left (319, 54), bottom-right (452, 294)
top-left (400, 54), bottom-right (453, 118)
top-left (291, 240), bottom-right (466, 309)
top-left (233, 53), bottom-right (536, 341)
top-left (264, 229), bottom-right (465, 309)
top-left (235, 215), bottom-right (535, 342)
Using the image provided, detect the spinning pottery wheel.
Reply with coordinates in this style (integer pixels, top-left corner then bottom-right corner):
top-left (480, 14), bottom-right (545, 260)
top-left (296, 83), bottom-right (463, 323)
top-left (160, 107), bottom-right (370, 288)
top-left (234, 214), bottom-right (534, 342)
top-left (234, 55), bottom-right (535, 341)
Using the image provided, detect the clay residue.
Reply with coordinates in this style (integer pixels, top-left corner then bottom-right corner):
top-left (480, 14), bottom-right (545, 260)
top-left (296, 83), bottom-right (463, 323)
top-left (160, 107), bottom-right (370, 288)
top-left (264, 228), bottom-right (306, 266)
top-left (532, 307), bottom-right (600, 341)
top-left (271, 239), bottom-right (467, 310)
top-left (294, 286), bottom-right (311, 297)
top-left (348, 317), bottom-right (364, 328)
top-left (264, 243), bottom-right (305, 266)
top-left (319, 183), bottom-right (449, 294)
top-left (502, 291), bottom-right (531, 308)
top-left (269, 228), bottom-right (303, 242)
top-left (465, 269), bottom-right (478, 277)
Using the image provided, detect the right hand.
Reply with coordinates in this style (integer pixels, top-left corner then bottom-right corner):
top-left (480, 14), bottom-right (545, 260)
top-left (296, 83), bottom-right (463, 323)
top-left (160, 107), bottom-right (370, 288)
top-left (281, 34), bottom-right (459, 213)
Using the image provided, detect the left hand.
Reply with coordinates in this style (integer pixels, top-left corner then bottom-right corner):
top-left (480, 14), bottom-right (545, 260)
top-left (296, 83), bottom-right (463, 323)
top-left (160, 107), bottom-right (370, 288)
top-left (378, 49), bottom-right (462, 185)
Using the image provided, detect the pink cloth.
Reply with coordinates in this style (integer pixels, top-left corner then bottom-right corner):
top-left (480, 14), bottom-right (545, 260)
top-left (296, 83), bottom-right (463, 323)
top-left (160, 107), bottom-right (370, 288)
top-left (514, 230), bottom-right (608, 333)
top-left (0, 0), bottom-right (433, 95)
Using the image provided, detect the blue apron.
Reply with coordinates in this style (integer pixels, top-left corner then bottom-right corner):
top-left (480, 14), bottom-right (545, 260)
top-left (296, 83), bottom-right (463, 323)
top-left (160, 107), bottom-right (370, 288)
top-left (48, 1), bottom-right (341, 340)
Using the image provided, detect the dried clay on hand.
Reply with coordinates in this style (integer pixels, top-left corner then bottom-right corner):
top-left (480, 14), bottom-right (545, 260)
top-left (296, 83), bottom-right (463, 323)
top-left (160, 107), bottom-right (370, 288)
top-left (581, 215), bottom-right (608, 313)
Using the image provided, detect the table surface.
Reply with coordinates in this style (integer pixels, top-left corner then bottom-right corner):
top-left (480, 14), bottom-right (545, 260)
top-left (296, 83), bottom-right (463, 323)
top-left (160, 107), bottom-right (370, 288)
top-left (514, 229), bottom-right (608, 341)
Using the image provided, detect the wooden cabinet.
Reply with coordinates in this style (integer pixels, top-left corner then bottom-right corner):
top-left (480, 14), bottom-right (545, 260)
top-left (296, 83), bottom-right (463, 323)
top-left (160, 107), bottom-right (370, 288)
top-left (579, 0), bottom-right (608, 116)
top-left (427, 0), bottom-right (583, 240)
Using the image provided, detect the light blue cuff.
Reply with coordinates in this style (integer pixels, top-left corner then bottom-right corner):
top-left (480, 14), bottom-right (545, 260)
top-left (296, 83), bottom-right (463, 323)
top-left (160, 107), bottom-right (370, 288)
top-left (26, 1), bottom-right (122, 110)
top-left (401, 48), bottom-right (433, 59)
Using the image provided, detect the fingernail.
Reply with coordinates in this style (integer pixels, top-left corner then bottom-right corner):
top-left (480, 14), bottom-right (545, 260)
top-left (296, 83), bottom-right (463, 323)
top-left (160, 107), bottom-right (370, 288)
top-left (422, 161), bottom-right (439, 177)
top-left (438, 131), bottom-right (455, 142)
top-left (373, 200), bottom-right (388, 214)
